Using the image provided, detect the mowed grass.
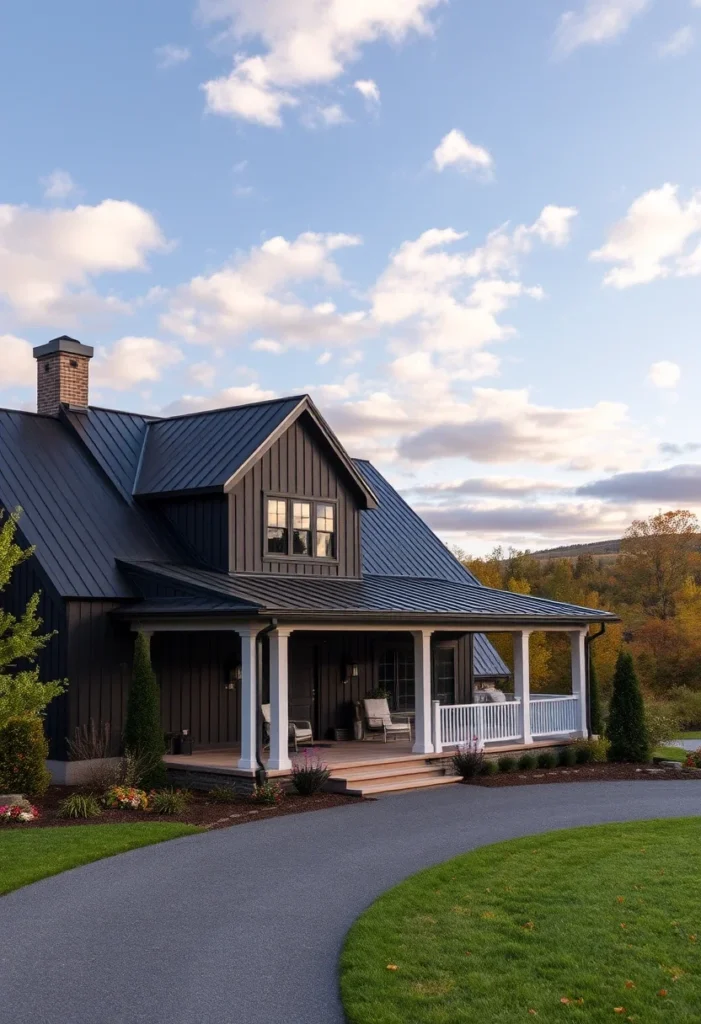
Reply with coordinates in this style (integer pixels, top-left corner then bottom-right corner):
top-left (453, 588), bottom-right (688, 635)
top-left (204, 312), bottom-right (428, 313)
top-left (341, 819), bottom-right (701, 1024)
top-left (679, 731), bottom-right (701, 741)
top-left (0, 823), bottom-right (200, 895)
top-left (653, 745), bottom-right (688, 762)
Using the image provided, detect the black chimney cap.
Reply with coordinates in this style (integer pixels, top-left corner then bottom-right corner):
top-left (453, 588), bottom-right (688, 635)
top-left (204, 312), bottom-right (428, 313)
top-left (33, 336), bottom-right (94, 360)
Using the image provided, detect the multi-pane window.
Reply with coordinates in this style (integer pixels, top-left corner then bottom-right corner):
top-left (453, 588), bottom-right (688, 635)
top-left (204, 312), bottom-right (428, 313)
top-left (292, 502), bottom-right (312, 555)
top-left (379, 649), bottom-right (415, 712)
top-left (266, 499), bottom-right (288, 554)
top-left (265, 497), bottom-right (336, 559)
top-left (316, 503), bottom-right (335, 558)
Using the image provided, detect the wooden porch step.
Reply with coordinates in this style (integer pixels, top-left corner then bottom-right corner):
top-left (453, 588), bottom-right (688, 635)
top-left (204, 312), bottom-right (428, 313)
top-left (328, 763), bottom-right (446, 784)
top-left (344, 774), bottom-right (462, 797)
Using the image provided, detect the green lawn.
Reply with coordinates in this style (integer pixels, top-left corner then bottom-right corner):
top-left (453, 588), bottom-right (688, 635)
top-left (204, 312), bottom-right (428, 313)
top-left (653, 745), bottom-right (687, 762)
top-left (0, 823), bottom-right (200, 895)
top-left (678, 732), bottom-right (701, 741)
top-left (341, 819), bottom-right (701, 1024)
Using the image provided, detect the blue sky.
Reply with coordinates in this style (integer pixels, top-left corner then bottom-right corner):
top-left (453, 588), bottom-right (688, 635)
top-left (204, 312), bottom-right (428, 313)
top-left (1, 0), bottom-right (701, 553)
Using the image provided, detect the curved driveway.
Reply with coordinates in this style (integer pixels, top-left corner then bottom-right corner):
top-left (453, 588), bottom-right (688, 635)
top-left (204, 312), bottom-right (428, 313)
top-left (2, 781), bottom-right (699, 1024)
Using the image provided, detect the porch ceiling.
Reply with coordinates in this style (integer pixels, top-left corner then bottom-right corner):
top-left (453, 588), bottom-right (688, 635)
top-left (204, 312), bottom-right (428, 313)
top-left (117, 560), bottom-right (619, 626)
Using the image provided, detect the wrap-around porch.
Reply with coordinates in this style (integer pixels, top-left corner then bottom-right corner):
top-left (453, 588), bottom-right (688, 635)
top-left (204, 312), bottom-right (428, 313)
top-left (132, 617), bottom-right (591, 779)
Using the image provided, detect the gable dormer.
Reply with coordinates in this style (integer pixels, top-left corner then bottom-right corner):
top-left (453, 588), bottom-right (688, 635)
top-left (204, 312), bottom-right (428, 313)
top-left (133, 396), bottom-right (376, 577)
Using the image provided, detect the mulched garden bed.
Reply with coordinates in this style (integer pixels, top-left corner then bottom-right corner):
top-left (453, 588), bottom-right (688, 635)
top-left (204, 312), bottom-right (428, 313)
top-left (11, 787), bottom-right (359, 830)
top-left (465, 763), bottom-right (699, 787)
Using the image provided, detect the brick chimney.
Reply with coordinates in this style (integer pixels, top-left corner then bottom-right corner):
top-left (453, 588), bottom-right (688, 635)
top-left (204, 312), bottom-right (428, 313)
top-left (33, 336), bottom-right (94, 416)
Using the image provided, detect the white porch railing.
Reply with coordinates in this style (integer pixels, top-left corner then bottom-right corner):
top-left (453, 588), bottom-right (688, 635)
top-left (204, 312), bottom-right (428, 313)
top-left (437, 701), bottom-right (521, 749)
top-left (433, 694), bottom-right (582, 751)
top-left (530, 696), bottom-right (580, 737)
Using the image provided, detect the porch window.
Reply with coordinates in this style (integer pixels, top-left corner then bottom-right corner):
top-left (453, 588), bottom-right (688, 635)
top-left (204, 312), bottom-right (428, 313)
top-left (433, 644), bottom-right (456, 705)
top-left (266, 499), bottom-right (288, 554)
top-left (315, 503), bottom-right (335, 558)
top-left (292, 502), bottom-right (312, 555)
top-left (379, 649), bottom-right (414, 712)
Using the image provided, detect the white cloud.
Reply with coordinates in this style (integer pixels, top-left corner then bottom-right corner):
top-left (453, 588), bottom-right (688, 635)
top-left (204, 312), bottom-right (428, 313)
top-left (252, 338), bottom-right (285, 353)
top-left (162, 382), bottom-right (278, 416)
top-left (432, 129), bottom-right (494, 176)
top-left (317, 351), bottom-right (332, 365)
top-left (371, 206), bottom-right (576, 361)
top-left (91, 337), bottom-right (183, 391)
top-left (302, 102), bottom-right (349, 128)
top-left (659, 25), bottom-right (695, 57)
top-left (162, 230), bottom-right (369, 348)
top-left (591, 184), bottom-right (701, 287)
top-left (554, 0), bottom-right (651, 56)
top-left (647, 360), bottom-right (681, 389)
top-left (354, 79), bottom-right (380, 107)
top-left (419, 501), bottom-right (628, 542)
top-left (198, 0), bottom-right (443, 126)
top-left (0, 199), bottom-right (167, 325)
top-left (155, 44), bottom-right (191, 69)
top-left (0, 335), bottom-right (35, 388)
top-left (188, 362), bottom-right (217, 388)
top-left (41, 169), bottom-right (77, 201)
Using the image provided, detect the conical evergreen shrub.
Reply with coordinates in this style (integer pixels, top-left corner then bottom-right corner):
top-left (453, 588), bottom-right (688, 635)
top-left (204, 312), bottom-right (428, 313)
top-left (606, 650), bottom-right (650, 763)
top-left (589, 653), bottom-right (604, 736)
top-left (123, 632), bottom-right (166, 788)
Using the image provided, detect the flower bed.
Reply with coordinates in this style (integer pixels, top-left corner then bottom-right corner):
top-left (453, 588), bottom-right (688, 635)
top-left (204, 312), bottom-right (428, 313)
top-left (103, 785), bottom-right (150, 811)
top-left (0, 801), bottom-right (40, 824)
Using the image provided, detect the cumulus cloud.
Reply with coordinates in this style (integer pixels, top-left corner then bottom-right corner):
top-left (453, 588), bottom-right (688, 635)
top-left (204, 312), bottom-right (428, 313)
top-left (0, 335), bottom-right (35, 388)
top-left (554, 0), bottom-right (651, 57)
top-left (302, 103), bottom-right (349, 128)
top-left (162, 382), bottom-right (278, 416)
top-left (91, 337), bottom-right (183, 391)
top-left (155, 44), bottom-right (191, 69)
top-left (161, 230), bottom-right (370, 348)
top-left (647, 360), bottom-right (681, 389)
top-left (41, 169), bottom-right (77, 201)
top-left (659, 26), bottom-right (695, 58)
top-left (591, 184), bottom-right (701, 288)
top-left (432, 129), bottom-right (494, 176)
top-left (577, 464), bottom-right (701, 502)
top-left (354, 79), bottom-right (380, 107)
top-left (660, 441), bottom-right (701, 457)
top-left (396, 388), bottom-right (633, 469)
top-left (198, 0), bottom-right (443, 126)
top-left (0, 199), bottom-right (167, 325)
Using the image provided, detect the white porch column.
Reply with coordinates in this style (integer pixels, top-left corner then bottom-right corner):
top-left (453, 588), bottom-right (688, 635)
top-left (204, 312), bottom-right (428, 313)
top-left (412, 629), bottom-right (434, 754)
top-left (237, 626), bottom-right (260, 772)
top-left (512, 630), bottom-right (532, 745)
top-left (570, 628), bottom-right (588, 738)
top-left (268, 627), bottom-right (293, 771)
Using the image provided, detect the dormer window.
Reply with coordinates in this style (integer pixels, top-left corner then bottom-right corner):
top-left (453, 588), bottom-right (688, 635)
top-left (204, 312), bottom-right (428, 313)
top-left (266, 499), bottom-right (288, 553)
top-left (265, 496), bottom-right (336, 560)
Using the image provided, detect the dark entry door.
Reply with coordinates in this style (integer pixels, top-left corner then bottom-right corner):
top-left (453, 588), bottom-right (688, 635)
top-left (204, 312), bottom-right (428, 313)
top-left (432, 643), bottom-right (457, 705)
top-left (288, 635), bottom-right (318, 735)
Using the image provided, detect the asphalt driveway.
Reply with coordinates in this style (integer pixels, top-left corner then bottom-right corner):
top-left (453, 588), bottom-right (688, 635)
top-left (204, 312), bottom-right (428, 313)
top-left (1, 781), bottom-right (699, 1024)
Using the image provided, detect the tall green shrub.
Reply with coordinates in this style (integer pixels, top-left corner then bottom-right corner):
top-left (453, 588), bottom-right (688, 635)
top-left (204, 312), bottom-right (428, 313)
top-left (606, 651), bottom-right (650, 763)
top-left (123, 632), bottom-right (166, 788)
top-left (0, 509), bottom-right (65, 729)
top-left (0, 716), bottom-right (51, 795)
top-left (589, 653), bottom-right (604, 736)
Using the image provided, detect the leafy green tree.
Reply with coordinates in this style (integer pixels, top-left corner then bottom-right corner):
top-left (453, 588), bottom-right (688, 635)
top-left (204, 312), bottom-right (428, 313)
top-left (123, 632), bottom-right (166, 787)
top-left (588, 653), bottom-right (604, 736)
top-left (606, 650), bottom-right (650, 763)
top-left (0, 509), bottom-right (65, 729)
top-left (0, 716), bottom-right (51, 795)
top-left (617, 510), bottom-right (700, 620)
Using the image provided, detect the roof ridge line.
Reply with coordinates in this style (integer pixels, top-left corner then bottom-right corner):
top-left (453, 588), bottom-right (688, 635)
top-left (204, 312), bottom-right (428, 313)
top-left (154, 394), bottom-right (308, 424)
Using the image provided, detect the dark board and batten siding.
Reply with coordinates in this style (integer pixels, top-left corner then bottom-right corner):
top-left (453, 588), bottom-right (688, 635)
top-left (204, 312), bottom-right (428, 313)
top-left (154, 496), bottom-right (228, 572)
top-left (228, 415), bottom-right (362, 577)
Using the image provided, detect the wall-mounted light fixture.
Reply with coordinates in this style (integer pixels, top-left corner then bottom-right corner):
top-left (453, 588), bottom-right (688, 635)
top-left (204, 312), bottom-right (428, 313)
top-left (225, 665), bottom-right (242, 690)
top-left (343, 661), bottom-right (359, 685)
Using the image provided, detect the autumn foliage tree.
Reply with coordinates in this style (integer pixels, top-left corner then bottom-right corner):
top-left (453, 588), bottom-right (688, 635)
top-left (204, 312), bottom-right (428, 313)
top-left (617, 510), bottom-right (699, 620)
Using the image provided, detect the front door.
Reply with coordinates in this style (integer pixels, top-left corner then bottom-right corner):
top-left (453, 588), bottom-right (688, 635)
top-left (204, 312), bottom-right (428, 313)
top-left (288, 635), bottom-right (318, 736)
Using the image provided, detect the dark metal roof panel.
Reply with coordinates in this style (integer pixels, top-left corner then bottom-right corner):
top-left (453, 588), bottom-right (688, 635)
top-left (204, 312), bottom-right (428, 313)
top-left (355, 460), bottom-right (477, 584)
top-left (122, 562), bottom-right (616, 621)
top-left (0, 411), bottom-right (176, 598)
top-left (473, 633), bottom-right (510, 677)
top-left (62, 407), bottom-right (153, 502)
top-left (135, 398), bottom-right (302, 496)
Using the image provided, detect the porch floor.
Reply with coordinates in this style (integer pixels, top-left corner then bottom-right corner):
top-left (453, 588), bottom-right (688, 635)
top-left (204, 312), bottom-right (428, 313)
top-left (164, 736), bottom-right (573, 778)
